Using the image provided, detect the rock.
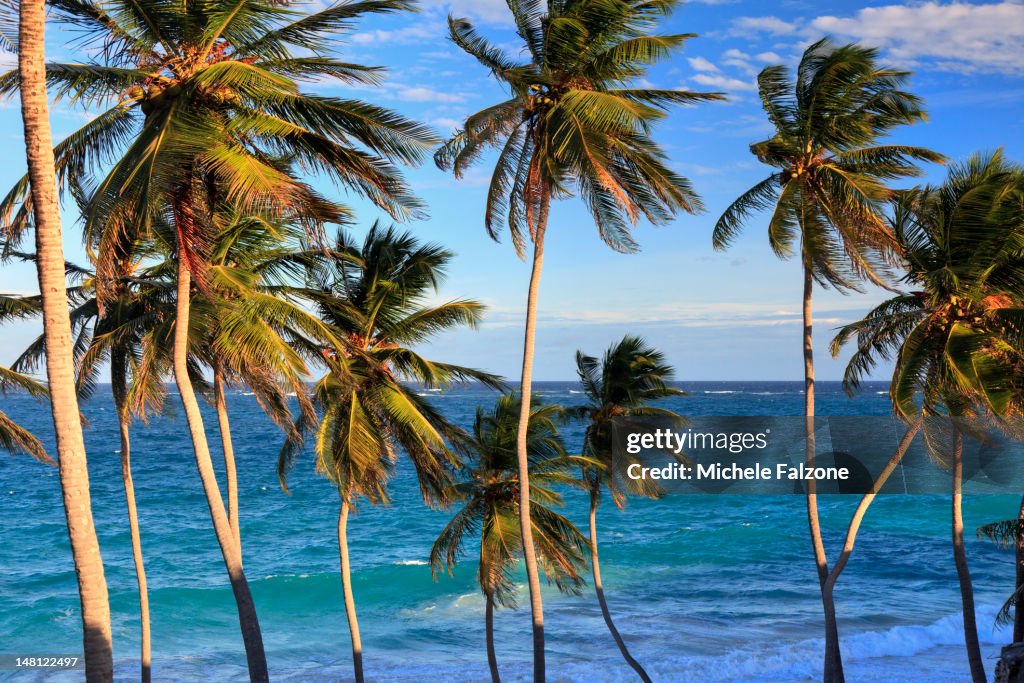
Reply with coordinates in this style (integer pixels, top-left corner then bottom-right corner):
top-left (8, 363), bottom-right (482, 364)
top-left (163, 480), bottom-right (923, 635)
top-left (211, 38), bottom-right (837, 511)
top-left (996, 643), bottom-right (1024, 683)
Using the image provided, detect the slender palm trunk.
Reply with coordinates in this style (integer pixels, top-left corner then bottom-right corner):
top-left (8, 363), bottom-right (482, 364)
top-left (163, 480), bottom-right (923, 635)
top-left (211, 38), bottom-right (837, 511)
top-left (213, 361), bottom-right (241, 558)
top-left (338, 498), bottom-right (364, 683)
top-left (485, 593), bottom-right (500, 683)
top-left (1015, 494), bottom-right (1024, 643)
top-left (589, 486), bottom-right (652, 682)
top-left (823, 421), bottom-right (922, 602)
top-left (952, 428), bottom-right (986, 682)
top-left (802, 264), bottom-right (844, 683)
top-left (515, 194), bottom-right (551, 683)
top-left (173, 257), bottom-right (268, 683)
top-left (18, 2), bottom-right (113, 678)
top-left (112, 360), bottom-right (151, 683)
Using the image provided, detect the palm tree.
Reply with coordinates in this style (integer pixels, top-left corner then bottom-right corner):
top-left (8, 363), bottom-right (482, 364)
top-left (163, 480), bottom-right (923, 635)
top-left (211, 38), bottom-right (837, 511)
top-left (431, 392), bottom-right (589, 683)
top-left (5, 248), bottom-right (171, 683)
top-left (8, 211), bottom-right (329, 681)
top-left (435, 2), bottom-right (722, 674)
top-left (182, 208), bottom-right (334, 558)
top-left (831, 151), bottom-right (1024, 682)
top-left (570, 335), bottom-right (684, 682)
top-left (11, 0), bottom-right (112, 677)
top-left (0, 2), bottom-right (435, 677)
top-left (713, 38), bottom-right (944, 682)
top-left (279, 225), bottom-right (504, 683)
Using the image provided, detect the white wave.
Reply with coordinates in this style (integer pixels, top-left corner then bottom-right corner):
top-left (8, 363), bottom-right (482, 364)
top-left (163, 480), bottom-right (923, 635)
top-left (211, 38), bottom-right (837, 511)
top-left (614, 605), bottom-right (1008, 683)
top-left (704, 390), bottom-right (739, 394)
top-left (393, 559), bottom-right (428, 566)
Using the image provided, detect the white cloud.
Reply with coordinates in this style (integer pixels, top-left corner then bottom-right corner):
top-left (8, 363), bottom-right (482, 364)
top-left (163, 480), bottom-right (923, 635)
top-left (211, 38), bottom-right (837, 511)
top-left (419, 0), bottom-right (511, 25)
top-left (687, 56), bottom-right (720, 72)
top-left (731, 16), bottom-right (799, 36)
top-left (692, 73), bottom-right (758, 92)
top-left (396, 86), bottom-right (466, 103)
top-left (723, 49), bottom-right (752, 60)
top-left (351, 23), bottom-right (440, 45)
top-left (810, 2), bottom-right (1024, 75)
top-left (731, 2), bottom-right (1024, 75)
top-left (431, 117), bottom-right (463, 130)
top-left (756, 51), bottom-right (783, 63)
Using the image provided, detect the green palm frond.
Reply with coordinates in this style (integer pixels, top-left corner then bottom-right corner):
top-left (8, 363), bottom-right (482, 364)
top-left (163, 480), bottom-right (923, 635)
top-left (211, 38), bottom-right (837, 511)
top-left (833, 152), bottom-right (1024, 420)
top-left (438, 0), bottom-right (724, 254)
top-left (431, 391), bottom-right (588, 605)
top-left (715, 37), bottom-right (945, 291)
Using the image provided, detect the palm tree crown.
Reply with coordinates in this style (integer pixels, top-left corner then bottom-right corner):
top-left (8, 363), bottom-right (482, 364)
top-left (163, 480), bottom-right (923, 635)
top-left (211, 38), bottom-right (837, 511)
top-left (0, 0), bottom-right (435, 283)
top-left (573, 334), bottom-right (685, 504)
top-left (436, 0), bottom-right (724, 254)
top-left (714, 38), bottom-right (945, 289)
top-left (431, 392), bottom-right (588, 607)
top-left (279, 223), bottom-right (504, 504)
top-left (831, 151), bottom-right (1024, 417)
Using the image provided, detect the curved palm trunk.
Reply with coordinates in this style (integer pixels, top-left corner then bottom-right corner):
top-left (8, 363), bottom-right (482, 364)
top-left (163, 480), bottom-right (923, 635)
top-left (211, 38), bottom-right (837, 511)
top-left (952, 428), bottom-right (986, 682)
top-left (111, 358), bottom-right (151, 683)
top-left (213, 361), bottom-right (241, 558)
top-left (485, 593), bottom-right (500, 683)
top-left (515, 195), bottom-right (551, 683)
top-left (18, 2), bottom-right (113, 678)
top-left (823, 421), bottom-right (922, 602)
top-left (802, 264), bottom-right (844, 683)
top-left (589, 487), bottom-right (652, 683)
top-left (338, 498), bottom-right (364, 683)
top-left (173, 258), bottom-right (268, 683)
top-left (1015, 494), bottom-right (1024, 643)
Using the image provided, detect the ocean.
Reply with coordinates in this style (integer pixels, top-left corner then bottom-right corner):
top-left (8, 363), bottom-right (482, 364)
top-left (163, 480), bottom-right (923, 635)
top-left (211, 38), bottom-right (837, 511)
top-left (0, 381), bottom-right (1017, 682)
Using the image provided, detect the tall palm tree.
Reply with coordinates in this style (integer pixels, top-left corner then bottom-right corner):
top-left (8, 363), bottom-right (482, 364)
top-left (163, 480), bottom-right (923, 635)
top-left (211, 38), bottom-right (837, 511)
top-left (431, 392), bottom-right (589, 683)
top-left (570, 335), bottom-right (684, 682)
top-left (713, 38), bottom-right (944, 682)
top-left (6, 248), bottom-right (171, 683)
top-left (831, 151), bottom-right (1024, 683)
top-left (0, 2), bottom-right (434, 677)
top-left (279, 225), bottom-right (504, 683)
top-left (436, 2), bottom-right (722, 674)
top-left (180, 208), bottom-right (332, 558)
top-left (11, 0), bottom-right (112, 677)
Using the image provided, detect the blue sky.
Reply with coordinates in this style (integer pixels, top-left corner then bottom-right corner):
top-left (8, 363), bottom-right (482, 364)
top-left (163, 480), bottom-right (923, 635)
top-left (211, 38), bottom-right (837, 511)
top-left (0, 0), bottom-right (1022, 382)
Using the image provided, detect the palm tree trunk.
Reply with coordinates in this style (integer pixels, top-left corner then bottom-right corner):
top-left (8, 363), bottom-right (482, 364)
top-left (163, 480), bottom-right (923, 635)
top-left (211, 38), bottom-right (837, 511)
top-left (1015, 493), bottom-right (1024, 643)
top-left (485, 593), bottom-right (500, 683)
top-left (17, 2), bottom-right (113, 678)
top-left (952, 428), bottom-right (986, 682)
top-left (589, 486), bottom-right (652, 683)
top-left (111, 357), bottom-right (151, 683)
top-left (823, 420), bottom-right (922, 605)
top-left (173, 256), bottom-right (268, 683)
top-left (802, 263), bottom-right (844, 683)
top-left (338, 497), bottom-right (364, 683)
top-left (213, 360), bottom-right (241, 558)
top-left (515, 193), bottom-right (551, 683)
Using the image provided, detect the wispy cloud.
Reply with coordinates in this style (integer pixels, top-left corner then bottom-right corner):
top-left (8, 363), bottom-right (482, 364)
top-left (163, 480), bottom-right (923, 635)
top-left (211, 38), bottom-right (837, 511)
top-left (730, 2), bottom-right (1024, 75)
top-left (692, 73), bottom-right (757, 93)
top-left (688, 56), bottom-right (720, 73)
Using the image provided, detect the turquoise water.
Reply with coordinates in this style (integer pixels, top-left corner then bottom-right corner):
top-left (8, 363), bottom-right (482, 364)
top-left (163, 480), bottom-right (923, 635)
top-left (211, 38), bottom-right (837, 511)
top-left (0, 381), bottom-right (1018, 682)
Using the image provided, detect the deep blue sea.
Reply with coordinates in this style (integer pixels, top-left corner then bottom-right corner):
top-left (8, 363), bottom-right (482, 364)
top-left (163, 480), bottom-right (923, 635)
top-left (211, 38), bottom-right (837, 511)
top-left (0, 381), bottom-right (1018, 682)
